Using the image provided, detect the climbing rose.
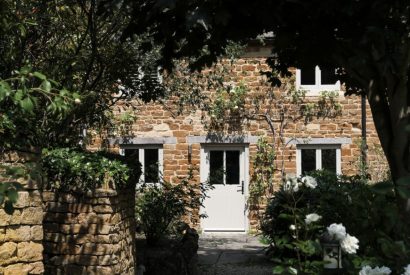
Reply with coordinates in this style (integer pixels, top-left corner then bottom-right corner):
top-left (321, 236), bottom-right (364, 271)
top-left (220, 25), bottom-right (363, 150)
top-left (302, 176), bottom-right (317, 189)
top-left (327, 223), bottom-right (346, 241)
top-left (359, 265), bottom-right (391, 275)
top-left (305, 213), bottom-right (321, 224)
top-left (340, 234), bottom-right (359, 254)
top-left (403, 264), bottom-right (410, 275)
top-left (289, 224), bottom-right (296, 231)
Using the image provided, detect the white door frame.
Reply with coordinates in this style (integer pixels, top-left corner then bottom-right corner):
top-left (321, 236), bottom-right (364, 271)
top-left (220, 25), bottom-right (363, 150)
top-left (200, 144), bottom-right (250, 233)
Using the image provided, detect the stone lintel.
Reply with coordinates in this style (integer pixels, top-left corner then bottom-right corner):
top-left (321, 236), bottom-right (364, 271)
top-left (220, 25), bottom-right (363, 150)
top-left (286, 137), bottom-right (352, 145)
top-left (187, 135), bottom-right (259, 144)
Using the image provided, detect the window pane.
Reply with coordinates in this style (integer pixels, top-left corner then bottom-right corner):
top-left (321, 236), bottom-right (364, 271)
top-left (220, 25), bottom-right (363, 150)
top-left (144, 149), bottom-right (159, 182)
top-left (209, 151), bottom-right (224, 185)
top-left (320, 67), bottom-right (337, 84)
top-left (300, 68), bottom-right (316, 85)
top-left (301, 149), bottom-right (316, 174)
top-left (322, 149), bottom-right (337, 174)
top-left (125, 149), bottom-right (141, 181)
top-left (226, 151), bottom-right (240, 185)
top-left (124, 149), bottom-right (139, 160)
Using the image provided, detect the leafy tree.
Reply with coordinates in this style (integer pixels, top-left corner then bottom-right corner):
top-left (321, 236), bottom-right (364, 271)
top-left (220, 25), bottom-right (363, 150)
top-left (0, 0), bottom-right (160, 210)
top-left (121, 0), bottom-right (410, 191)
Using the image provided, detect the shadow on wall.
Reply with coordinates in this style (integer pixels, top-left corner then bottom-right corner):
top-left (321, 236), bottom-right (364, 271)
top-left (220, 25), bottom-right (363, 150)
top-left (41, 188), bottom-right (136, 274)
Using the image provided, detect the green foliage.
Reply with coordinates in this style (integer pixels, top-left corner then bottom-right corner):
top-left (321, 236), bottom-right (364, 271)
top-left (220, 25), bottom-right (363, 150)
top-left (209, 84), bottom-right (247, 130)
top-left (249, 137), bottom-right (275, 206)
top-left (41, 148), bottom-right (140, 192)
top-left (0, 66), bottom-right (80, 149)
top-left (135, 169), bottom-right (211, 245)
top-left (261, 171), bottom-right (410, 274)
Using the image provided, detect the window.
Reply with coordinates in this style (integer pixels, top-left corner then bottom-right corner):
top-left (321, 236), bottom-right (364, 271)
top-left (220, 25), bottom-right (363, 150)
top-left (208, 149), bottom-right (241, 185)
top-left (121, 145), bottom-right (163, 183)
top-left (296, 66), bottom-right (340, 94)
top-left (296, 144), bottom-right (341, 175)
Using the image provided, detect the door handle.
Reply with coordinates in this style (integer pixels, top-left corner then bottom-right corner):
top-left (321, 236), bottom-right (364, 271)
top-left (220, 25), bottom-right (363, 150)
top-left (238, 180), bottom-right (244, 194)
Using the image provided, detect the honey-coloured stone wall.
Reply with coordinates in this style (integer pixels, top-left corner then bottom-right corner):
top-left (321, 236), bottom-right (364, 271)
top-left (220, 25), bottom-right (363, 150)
top-left (0, 153), bottom-right (44, 275)
top-left (42, 187), bottom-right (136, 275)
top-left (90, 55), bottom-right (389, 232)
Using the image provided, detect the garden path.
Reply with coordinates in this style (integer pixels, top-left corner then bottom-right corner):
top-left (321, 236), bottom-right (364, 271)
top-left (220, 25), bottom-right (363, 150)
top-left (198, 234), bottom-right (273, 275)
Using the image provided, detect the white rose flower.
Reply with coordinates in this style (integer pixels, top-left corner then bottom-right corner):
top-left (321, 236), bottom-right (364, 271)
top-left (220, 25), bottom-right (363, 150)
top-left (289, 224), bottom-right (296, 231)
top-left (403, 264), bottom-right (410, 275)
top-left (288, 267), bottom-right (298, 274)
top-left (305, 213), bottom-right (322, 224)
top-left (340, 234), bottom-right (359, 254)
top-left (359, 265), bottom-right (391, 275)
top-left (327, 223), bottom-right (346, 241)
top-left (283, 176), bottom-right (299, 192)
top-left (302, 176), bottom-right (317, 189)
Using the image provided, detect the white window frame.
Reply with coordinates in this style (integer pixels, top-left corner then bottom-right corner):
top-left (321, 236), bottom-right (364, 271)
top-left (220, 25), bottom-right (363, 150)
top-left (296, 144), bottom-right (341, 176)
top-left (120, 145), bottom-right (163, 184)
top-left (296, 65), bottom-right (341, 95)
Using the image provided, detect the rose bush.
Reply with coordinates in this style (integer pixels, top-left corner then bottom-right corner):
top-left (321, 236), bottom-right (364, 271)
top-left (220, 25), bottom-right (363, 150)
top-left (261, 170), bottom-right (410, 274)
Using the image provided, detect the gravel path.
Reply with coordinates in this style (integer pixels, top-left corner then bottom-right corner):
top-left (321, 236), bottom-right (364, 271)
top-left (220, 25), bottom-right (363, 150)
top-left (198, 234), bottom-right (273, 275)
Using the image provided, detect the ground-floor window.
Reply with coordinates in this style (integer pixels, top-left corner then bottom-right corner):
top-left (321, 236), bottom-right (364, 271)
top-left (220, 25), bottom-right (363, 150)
top-left (296, 144), bottom-right (341, 175)
top-left (121, 145), bottom-right (163, 183)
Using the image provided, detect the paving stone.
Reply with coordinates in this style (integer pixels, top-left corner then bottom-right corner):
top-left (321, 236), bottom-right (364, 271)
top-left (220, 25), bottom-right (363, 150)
top-left (198, 234), bottom-right (272, 275)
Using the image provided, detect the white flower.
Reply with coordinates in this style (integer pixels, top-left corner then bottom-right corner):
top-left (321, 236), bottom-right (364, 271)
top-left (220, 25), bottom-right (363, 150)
top-left (289, 224), bottom-right (296, 231)
top-left (359, 265), bottom-right (391, 275)
top-left (403, 264), bottom-right (410, 275)
top-left (327, 223), bottom-right (346, 241)
top-left (283, 176), bottom-right (299, 192)
top-left (305, 213), bottom-right (321, 224)
top-left (340, 234), bottom-right (359, 254)
top-left (288, 267), bottom-right (298, 274)
top-left (74, 98), bottom-right (81, 104)
top-left (302, 176), bottom-right (317, 189)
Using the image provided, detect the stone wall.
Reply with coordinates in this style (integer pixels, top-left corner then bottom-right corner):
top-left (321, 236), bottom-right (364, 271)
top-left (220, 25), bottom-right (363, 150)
top-left (42, 187), bottom-right (136, 275)
top-left (89, 56), bottom-right (389, 231)
top-left (0, 153), bottom-right (44, 275)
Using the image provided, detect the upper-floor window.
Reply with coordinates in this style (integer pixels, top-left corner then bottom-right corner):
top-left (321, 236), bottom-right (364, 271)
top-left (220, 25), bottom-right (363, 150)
top-left (296, 66), bottom-right (341, 94)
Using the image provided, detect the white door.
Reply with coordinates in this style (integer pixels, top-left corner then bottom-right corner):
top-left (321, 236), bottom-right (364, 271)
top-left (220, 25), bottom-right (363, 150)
top-left (200, 146), bottom-right (248, 232)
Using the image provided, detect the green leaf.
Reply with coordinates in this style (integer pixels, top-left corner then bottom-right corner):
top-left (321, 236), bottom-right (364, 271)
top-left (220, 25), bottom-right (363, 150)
top-left (0, 81), bottom-right (11, 101)
top-left (20, 97), bottom-right (34, 112)
top-left (41, 80), bottom-right (51, 92)
top-left (14, 89), bottom-right (24, 101)
top-left (7, 188), bottom-right (18, 202)
top-left (371, 181), bottom-right (394, 194)
top-left (33, 71), bottom-right (47, 80)
top-left (273, 265), bottom-right (285, 274)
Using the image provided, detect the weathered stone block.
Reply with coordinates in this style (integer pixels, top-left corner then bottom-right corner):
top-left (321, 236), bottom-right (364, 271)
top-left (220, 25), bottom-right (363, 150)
top-left (13, 191), bottom-right (29, 208)
top-left (0, 209), bottom-right (11, 226)
top-left (0, 242), bottom-right (17, 264)
top-left (30, 225), bottom-right (43, 241)
top-left (21, 207), bottom-right (43, 225)
top-left (75, 255), bottom-right (99, 265)
top-left (93, 205), bottom-right (114, 213)
top-left (3, 263), bottom-right (31, 275)
top-left (86, 266), bottom-right (114, 275)
top-left (29, 262), bottom-right (44, 274)
top-left (17, 241), bottom-right (43, 262)
top-left (5, 226), bottom-right (31, 242)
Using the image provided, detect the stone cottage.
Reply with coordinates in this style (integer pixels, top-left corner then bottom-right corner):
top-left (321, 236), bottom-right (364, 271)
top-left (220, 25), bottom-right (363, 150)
top-left (91, 44), bottom-right (388, 233)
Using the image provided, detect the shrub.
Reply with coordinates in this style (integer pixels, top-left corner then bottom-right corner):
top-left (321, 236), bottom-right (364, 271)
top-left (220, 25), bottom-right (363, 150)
top-left (135, 169), bottom-right (211, 246)
top-left (42, 148), bottom-right (141, 191)
top-left (261, 171), bottom-right (410, 274)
